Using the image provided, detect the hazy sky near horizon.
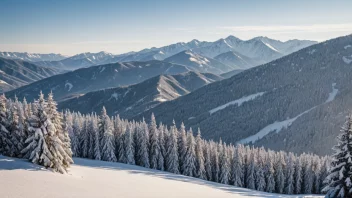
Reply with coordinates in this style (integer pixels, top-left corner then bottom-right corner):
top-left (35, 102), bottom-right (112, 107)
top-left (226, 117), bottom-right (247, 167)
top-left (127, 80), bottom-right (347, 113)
top-left (1, 0), bottom-right (352, 55)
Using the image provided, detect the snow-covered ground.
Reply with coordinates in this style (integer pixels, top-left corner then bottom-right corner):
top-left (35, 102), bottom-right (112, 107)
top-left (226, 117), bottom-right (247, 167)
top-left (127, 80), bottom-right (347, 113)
top-left (0, 155), bottom-right (322, 198)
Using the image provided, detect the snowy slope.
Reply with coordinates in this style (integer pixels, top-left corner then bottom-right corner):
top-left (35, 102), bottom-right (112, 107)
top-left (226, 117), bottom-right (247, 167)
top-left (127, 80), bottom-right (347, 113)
top-left (0, 155), bottom-right (322, 198)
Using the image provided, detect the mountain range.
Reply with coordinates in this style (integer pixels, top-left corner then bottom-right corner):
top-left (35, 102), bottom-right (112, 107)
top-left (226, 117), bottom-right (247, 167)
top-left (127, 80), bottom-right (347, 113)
top-left (128, 34), bottom-right (352, 155)
top-left (5, 60), bottom-right (191, 102)
top-left (58, 71), bottom-right (223, 117)
top-left (0, 52), bottom-right (67, 62)
top-left (13, 36), bottom-right (316, 71)
top-left (0, 57), bottom-right (60, 92)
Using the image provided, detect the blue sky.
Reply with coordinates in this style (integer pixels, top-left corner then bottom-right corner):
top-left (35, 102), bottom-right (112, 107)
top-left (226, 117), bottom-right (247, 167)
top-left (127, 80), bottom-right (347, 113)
top-left (1, 0), bottom-right (352, 55)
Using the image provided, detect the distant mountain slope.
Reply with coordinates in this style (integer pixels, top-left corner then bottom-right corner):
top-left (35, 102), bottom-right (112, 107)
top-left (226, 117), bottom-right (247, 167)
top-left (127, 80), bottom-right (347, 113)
top-left (5, 60), bottom-right (190, 102)
top-left (0, 52), bottom-right (67, 62)
top-left (58, 71), bottom-right (223, 117)
top-left (132, 34), bottom-right (352, 155)
top-left (214, 51), bottom-right (259, 70)
top-left (220, 69), bottom-right (243, 78)
top-left (0, 57), bottom-right (60, 92)
top-left (35, 51), bottom-right (116, 70)
top-left (164, 50), bottom-right (233, 74)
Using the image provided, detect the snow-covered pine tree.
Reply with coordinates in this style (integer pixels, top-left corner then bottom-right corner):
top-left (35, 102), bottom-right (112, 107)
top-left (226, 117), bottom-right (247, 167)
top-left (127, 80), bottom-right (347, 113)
top-left (232, 145), bottom-right (244, 187)
top-left (219, 142), bottom-right (230, 185)
top-left (21, 92), bottom-right (73, 173)
top-left (149, 113), bottom-right (160, 169)
top-left (71, 114), bottom-right (81, 157)
top-left (302, 154), bottom-right (313, 194)
top-left (98, 106), bottom-right (109, 150)
top-left (47, 92), bottom-right (72, 162)
top-left (195, 128), bottom-right (206, 180)
top-left (183, 128), bottom-right (196, 177)
top-left (312, 156), bottom-right (322, 194)
top-left (323, 115), bottom-right (352, 198)
top-left (275, 152), bottom-right (286, 194)
top-left (265, 151), bottom-right (276, 193)
top-left (165, 121), bottom-right (179, 174)
top-left (178, 122), bottom-right (187, 174)
top-left (112, 115), bottom-right (123, 160)
top-left (246, 149), bottom-right (256, 190)
top-left (135, 121), bottom-right (149, 168)
top-left (101, 116), bottom-right (117, 162)
top-left (294, 156), bottom-right (303, 194)
top-left (123, 124), bottom-right (135, 165)
top-left (0, 94), bottom-right (11, 155)
top-left (157, 123), bottom-right (165, 171)
top-left (203, 140), bottom-right (212, 181)
top-left (7, 102), bottom-right (23, 157)
top-left (80, 115), bottom-right (90, 158)
top-left (285, 152), bottom-right (295, 194)
top-left (211, 141), bottom-right (220, 182)
top-left (255, 147), bottom-right (266, 192)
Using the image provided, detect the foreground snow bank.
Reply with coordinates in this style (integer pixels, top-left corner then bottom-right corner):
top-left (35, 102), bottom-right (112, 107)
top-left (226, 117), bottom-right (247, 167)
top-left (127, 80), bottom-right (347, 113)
top-left (0, 156), bottom-right (322, 198)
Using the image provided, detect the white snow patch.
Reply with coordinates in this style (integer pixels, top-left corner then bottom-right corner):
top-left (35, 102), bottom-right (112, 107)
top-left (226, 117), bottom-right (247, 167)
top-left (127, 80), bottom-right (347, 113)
top-left (154, 97), bottom-right (168, 102)
top-left (0, 155), bottom-right (322, 198)
top-left (109, 93), bottom-right (119, 101)
top-left (125, 106), bottom-right (133, 111)
top-left (343, 56), bottom-right (352, 64)
top-left (114, 69), bottom-right (118, 72)
top-left (188, 117), bottom-right (196, 120)
top-left (100, 67), bottom-right (105, 73)
top-left (123, 89), bottom-right (131, 97)
top-left (209, 92), bottom-right (265, 115)
top-left (344, 45), bottom-right (351, 49)
top-left (239, 106), bottom-right (316, 144)
top-left (326, 83), bottom-right (338, 103)
top-left (308, 49), bottom-right (316, 55)
top-left (262, 42), bottom-right (279, 52)
top-left (65, 82), bottom-right (73, 92)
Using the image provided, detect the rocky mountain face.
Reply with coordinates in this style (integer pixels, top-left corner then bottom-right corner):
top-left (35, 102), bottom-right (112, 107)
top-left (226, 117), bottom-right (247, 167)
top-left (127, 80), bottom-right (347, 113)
top-left (58, 71), bottom-right (223, 117)
top-left (131, 34), bottom-right (352, 155)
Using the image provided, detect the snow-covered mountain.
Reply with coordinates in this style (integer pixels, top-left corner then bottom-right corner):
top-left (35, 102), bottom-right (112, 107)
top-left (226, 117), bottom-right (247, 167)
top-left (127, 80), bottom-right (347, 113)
top-left (35, 51), bottom-right (116, 70)
top-left (132, 34), bottom-right (352, 155)
top-left (58, 71), bottom-right (223, 117)
top-left (164, 50), bottom-right (233, 74)
top-left (5, 60), bottom-right (191, 102)
top-left (0, 57), bottom-right (60, 92)
top-left (0, 52), bottom-right (67, 62)
top-left (0, 155), bottom-right (321, 198)
top-left (28, 36), bottom-right (316, 71)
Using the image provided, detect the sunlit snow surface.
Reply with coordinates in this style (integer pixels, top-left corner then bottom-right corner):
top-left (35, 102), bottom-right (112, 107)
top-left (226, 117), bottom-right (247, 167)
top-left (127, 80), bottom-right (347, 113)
top-left (0, 155), bottom-right (323, 198)
top-left (209, 92), bottom-right (265, 115)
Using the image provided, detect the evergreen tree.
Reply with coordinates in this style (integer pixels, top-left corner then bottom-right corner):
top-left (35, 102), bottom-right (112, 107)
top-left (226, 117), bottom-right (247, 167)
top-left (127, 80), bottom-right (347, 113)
top-left (285, 153), bottom-right (295, 194)
top-left (246, 150), bottom-right (256, 190)
top-left (204, 140), bottom-right (212, 181)
top-left (165, 121), bottom-right (179, 174)
top-left (71, 114), bottom-right (81, 157)
top-left (255, 147), bottom-right (266, 192)
top-left (123, 124), bottom-right (135, 165)
top-left (295, 156), bottom-right (303, 194)
top-left (80, 116), bottom-right (89, 158)
top-left (195, 128), bottom-right (206, 180)
top-left (135, 121), bottom-right (149, 168)
top-left (157, 123), bottom-right (165, 171)
top-left (178, 122), bottom-right (187, 174)
top-left (265, 151), bottom-right (276, 193)
top-left (21, 92), bottom-right (73, 173)
top-left (149, 113), bottom-right (159, 169)
top-left (0, 94), bottom-right (11, 155)
top-left (323, 115), bottom-right (352, 198)
top-left (6, 102), bottom-right (23, 157)
top-left (232, 146), bottom-right (244, 187)
top-left (101, 117), bottom-right (116, 162)
top-left (183, 129), bottom-right (196, 177)
top-left (219, 142), bottom-right (230, 184)
top-left (275, 152), bottom-right (286, 194)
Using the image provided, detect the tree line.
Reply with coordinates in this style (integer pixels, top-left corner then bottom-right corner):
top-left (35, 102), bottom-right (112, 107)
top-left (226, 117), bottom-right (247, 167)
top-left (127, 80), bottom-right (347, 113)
top-left (0, 92), bottom-right (329, 195)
